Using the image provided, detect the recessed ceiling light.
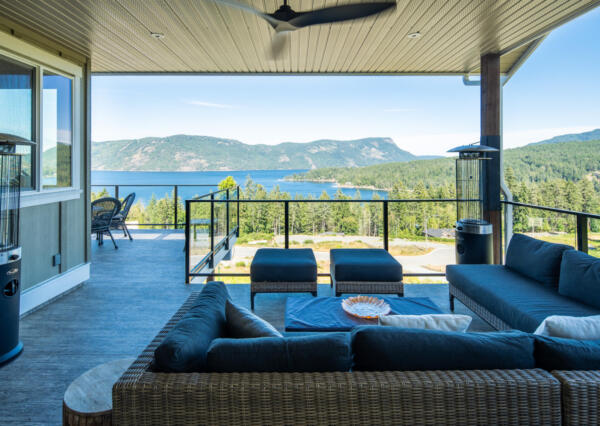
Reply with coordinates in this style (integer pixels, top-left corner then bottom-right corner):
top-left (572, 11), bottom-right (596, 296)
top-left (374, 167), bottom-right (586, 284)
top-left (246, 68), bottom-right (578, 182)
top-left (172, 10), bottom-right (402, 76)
top-left (150, 32), bottom-right (165, 39)
top-left (407, 32), bottom-right (422, 39)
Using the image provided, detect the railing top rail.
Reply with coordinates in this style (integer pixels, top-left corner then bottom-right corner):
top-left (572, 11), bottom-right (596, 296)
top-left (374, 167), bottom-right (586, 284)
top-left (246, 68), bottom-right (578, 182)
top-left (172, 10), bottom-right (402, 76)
top-left (187, 198), bottom-right (473, 203)
top-left (192, 186), bottom-right (239, 200)
top-left (91, 183), bottom-right (219, 187)
top-left (502, 200), bottom-right (600, 220)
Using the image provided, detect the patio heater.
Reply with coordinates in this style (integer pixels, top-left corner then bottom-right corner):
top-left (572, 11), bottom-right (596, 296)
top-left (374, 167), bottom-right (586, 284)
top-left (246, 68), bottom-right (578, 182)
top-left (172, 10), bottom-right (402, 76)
top-left (0, 134), bottom-right (31, 365)
top-left (448, 143), bottom-right (498, 264)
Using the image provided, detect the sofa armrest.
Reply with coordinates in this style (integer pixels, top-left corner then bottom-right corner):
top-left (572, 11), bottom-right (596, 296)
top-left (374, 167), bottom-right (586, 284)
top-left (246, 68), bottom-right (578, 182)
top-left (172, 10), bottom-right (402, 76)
top-left (552, 370), bottom-right (600, 426)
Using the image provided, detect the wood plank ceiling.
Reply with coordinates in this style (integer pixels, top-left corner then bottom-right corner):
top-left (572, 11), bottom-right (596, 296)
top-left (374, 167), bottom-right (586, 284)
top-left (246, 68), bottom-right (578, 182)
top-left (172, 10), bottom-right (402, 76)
top-left (0, 0), bottom-right (598, 74)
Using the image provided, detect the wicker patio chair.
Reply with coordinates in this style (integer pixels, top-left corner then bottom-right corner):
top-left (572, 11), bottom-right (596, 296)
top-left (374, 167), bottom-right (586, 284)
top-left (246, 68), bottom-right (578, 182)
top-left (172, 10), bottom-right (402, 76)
top-left (112, 192), bottom-right (135, 240)
top-left (91, 197), bottom-right (121, 249)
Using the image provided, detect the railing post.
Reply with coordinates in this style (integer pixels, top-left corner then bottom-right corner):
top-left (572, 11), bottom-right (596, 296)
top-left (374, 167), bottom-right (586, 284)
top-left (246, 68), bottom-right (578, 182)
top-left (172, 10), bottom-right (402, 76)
top-left (210, 194), bottom-right (215, 268)
top-left (236, 186), bottom-right (240, 237)
top-left (383, 200), bottom-right (389, 251)
top-left (115, 185), bottom-right (119, 201)
top-left (577, 214), bottom-right (589, 253)
top-left (284, 200), bottom-right (289, 249)
top-left (185, 200), bottom-right (190, 284)
top-left (225, 189), bottom-right (230, 249)
top-left (173, 185), bottom-right (178, 229)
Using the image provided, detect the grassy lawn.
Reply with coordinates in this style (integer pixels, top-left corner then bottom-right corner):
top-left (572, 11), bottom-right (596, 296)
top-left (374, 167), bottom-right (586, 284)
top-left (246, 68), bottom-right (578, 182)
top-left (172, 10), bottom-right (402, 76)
top-left (532, 232), bottom-right (600, 258)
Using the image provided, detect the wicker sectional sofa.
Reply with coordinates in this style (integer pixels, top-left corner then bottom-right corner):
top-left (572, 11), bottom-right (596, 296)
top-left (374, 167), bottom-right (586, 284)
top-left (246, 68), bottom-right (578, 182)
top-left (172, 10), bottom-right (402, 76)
top-left (113, 288), bottom-right (600, 426)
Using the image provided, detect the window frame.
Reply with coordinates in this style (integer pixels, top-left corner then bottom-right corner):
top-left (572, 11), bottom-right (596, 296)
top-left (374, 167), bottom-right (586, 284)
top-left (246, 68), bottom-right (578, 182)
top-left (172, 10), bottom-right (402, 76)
top-left (0, 33), bottom-right (83, 208)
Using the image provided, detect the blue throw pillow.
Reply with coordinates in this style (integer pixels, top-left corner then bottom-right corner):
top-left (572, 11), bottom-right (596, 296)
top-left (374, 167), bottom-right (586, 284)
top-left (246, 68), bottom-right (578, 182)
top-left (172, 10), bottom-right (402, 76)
top-left (154, 281), bottom-right (230, 372)
top-left (535, 336), bottom-right (600, 370)
top-left (505, 233), bottom-right (572, 288)
top-left (226, 300), bottom-right (282, 338)
top-left (558, 250), bottom-right (600, 309)
top-left (352, 326), bottom-right (535, 371)
top-left (207, 333), bottom-right (352, 372)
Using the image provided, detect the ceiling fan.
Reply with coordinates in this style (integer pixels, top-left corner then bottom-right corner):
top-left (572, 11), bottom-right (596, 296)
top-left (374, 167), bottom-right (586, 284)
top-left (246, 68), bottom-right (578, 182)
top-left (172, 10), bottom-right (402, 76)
top-left (209, 0), bottom-right (396, 58)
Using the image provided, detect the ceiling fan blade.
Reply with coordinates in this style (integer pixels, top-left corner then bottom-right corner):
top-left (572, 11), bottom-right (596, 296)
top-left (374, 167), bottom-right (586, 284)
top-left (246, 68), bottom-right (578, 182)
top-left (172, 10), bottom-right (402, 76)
top-left (208, 0), bottom-right (282, 28)
top-left (270, 31), bottom-right (290, 60)
top-left (289, 2), bottom-right (396, 28)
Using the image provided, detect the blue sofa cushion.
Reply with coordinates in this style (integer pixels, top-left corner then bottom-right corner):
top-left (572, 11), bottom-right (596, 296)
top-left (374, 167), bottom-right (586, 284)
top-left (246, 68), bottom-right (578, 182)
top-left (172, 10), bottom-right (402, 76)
top-left (330, 249), bottom-right (402, 282)
top-left (505, 233), bottom-right (572, 288)
top-left (352, 326), bottom-right (535, 371)
top-left (226, 300), bottom-right (282, 338)
top-left (250, 248), bottom-right (317, 282)
top-left (154, 281), bottom-right (229, 372)
top-left (559, 250), bottom-right (600, 309)
top-left (207, 333), bottom-right (352, 372)
top-left (446, 264), bottom-right (600, 332)
top-left (535, 336), bottom-right (600, 370)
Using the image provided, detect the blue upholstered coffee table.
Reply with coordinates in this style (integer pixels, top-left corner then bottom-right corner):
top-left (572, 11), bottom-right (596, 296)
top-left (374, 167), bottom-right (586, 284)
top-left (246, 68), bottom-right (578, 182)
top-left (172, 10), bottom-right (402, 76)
top-left (285, 296), bottom-right (442, 332)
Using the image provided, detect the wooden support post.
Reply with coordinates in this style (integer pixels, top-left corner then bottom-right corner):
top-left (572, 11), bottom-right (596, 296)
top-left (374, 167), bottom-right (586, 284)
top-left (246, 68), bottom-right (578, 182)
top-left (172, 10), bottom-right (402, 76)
top-left (480, 53), bottom-right (503, 264)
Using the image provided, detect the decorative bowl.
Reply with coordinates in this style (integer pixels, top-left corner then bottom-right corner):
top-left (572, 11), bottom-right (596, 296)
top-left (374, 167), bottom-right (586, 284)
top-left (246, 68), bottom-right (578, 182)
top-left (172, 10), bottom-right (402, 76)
top-left (341, 295), bottom-right (391, 319)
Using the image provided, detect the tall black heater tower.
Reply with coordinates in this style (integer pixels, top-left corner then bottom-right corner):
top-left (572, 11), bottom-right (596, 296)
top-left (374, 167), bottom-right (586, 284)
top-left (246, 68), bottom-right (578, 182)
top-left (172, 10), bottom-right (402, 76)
top-left (0, 134), bottom-right (31, 365)
top-left (448, 143), bottom-right (498, 265)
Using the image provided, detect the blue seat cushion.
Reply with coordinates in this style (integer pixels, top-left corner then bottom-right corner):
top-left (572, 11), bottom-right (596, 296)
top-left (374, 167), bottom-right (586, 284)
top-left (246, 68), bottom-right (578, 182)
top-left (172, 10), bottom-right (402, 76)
top-left (226, 300), bottom-right (282, 338)
top-left (535, 336), bottom-right (600, 370)
top-left (330, 249), bottom-right (402, 282)
top-left (559, 249), bottom-right (600, 309)
top-left (250, 248), bottom-right (317, 282)
top-left (352, 326), bottom-right (535, 371)
top-left (505, 233), bottom-right (572, 288)
top-left (207, 333), bottom-right (352, 372)
top-left (154, 281), bottom-right (230, 372)
top-left (447, 265), bottom-right (600, 332)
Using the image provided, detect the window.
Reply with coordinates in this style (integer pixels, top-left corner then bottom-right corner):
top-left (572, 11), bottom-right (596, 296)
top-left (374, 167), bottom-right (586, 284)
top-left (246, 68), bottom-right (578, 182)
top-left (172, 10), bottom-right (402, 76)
top-left (42, 71), bottom-right (72, 188)
top-left (0, 55), bottom-right (35, 189)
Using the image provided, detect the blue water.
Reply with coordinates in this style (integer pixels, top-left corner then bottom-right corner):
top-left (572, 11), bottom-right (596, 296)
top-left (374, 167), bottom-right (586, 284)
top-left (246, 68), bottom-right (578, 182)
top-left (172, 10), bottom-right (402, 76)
top-left (91, 170), bottom-right (388, 205)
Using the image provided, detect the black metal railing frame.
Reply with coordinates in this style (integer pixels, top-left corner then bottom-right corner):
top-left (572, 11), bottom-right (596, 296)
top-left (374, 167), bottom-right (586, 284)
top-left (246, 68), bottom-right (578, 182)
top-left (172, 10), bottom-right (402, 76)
top-left (502, 200), bottom-right (600, 253)
top-left (185, 197), bottom-right (462, 283)
top-left (185, 187), bottom-right (240, 282)
top-left (91, 183), bottom-right (218, 228)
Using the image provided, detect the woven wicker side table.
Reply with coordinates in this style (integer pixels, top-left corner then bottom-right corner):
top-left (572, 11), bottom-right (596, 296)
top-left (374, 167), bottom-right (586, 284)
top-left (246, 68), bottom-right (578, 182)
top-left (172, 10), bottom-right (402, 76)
top-left (63, 358), bottom-right (134, 426)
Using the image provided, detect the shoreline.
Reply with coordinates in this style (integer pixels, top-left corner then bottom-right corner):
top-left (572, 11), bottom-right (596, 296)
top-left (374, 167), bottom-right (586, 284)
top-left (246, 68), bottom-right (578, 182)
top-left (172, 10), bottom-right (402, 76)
top-left (285, 176), bottom-right (389, 192)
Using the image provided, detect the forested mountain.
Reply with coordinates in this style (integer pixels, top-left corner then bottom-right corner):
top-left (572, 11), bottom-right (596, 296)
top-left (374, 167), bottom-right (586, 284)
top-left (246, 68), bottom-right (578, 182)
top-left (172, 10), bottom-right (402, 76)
top-left (530, 128), bottom-right (600, 145)
top-left (290, 140), bottom-right (600, 191)
top-left (92, 135), bottom-right (419, 171)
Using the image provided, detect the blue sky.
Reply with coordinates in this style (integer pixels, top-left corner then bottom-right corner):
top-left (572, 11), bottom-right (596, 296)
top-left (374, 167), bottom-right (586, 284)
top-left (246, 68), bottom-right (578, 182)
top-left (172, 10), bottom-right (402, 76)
top-left (92, 7), bottom-right (600, 156)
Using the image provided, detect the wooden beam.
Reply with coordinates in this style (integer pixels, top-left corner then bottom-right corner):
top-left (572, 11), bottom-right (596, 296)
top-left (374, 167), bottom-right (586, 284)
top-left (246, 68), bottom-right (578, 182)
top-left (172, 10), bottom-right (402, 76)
top-left (480, 53), bottom-right (502, 264)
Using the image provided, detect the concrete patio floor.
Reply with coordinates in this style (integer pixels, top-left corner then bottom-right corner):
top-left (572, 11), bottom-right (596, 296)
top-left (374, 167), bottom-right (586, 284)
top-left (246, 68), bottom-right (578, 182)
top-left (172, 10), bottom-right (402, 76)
top-left (0, 230), bottom-right (491, 425)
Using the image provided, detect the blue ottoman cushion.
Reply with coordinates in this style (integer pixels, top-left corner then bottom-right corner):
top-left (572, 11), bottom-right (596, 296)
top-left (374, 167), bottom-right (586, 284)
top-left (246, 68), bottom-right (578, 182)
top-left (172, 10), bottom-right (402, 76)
top-left (330, 249), bottom-right (402, 282)
top-left (251, 248), bottom-right (317, 282)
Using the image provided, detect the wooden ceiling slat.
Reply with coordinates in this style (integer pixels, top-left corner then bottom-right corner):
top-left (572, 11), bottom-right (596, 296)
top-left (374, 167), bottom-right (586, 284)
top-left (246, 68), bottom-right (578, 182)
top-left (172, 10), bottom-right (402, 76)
top-left (0, 0), bottom-right (597, 73)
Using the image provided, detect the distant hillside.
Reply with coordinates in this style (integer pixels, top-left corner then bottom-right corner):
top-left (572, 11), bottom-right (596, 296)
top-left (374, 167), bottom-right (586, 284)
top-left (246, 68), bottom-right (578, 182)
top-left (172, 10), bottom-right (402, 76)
top-left (92, 135), bottom-right (419, 171)
top-left (290, 140), bottom-right (600, 191)
top-left (530, 128), bottom-right (600, 145)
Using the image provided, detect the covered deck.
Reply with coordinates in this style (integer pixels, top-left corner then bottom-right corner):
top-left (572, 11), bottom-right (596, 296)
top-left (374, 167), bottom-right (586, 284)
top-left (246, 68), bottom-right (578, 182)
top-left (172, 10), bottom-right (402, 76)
top-left (0, 230), bottom-right (490, 425)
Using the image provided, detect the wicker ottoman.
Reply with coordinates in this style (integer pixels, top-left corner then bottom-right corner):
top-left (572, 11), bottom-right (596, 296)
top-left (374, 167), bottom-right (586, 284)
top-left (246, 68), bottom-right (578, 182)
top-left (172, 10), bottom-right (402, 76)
top-left (250, 248), bottom-right (317, 309)
top-left (330, 249), bottom-right (403, 297)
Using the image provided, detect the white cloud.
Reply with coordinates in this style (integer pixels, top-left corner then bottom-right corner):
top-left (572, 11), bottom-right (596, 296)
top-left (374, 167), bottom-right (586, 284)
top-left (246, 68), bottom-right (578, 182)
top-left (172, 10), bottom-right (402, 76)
top-left (186, 100), bottom-right (238, 109)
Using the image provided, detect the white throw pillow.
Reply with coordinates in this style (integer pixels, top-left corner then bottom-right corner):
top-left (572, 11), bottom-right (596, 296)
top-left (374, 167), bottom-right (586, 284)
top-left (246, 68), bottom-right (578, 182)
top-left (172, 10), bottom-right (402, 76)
top-left (534, 315), bottom-right (600, 340)
top-left (378, 314), bottom-right (472, 332)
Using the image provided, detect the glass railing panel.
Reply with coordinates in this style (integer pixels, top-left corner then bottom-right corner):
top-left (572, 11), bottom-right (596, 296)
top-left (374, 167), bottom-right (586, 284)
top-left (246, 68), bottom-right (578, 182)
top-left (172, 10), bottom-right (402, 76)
top-left (91, 185), bottom-right (116, 200)
top-left (388, 200), bottom-right (456, 283)
top-left (213, 191), bottom-right (228, 249)
top-left (188, 199), bottom-right (211, 277)
top-left (589, 218), bottom-right (599, 258)
top-left (215, 201), bottom-right (285, 283)
top-left (287, 200), bottom-right (384, 283)
top-left (229, 188), bottom-right (239, 234)
top-left (511, 205), bottom-right (577, 248)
